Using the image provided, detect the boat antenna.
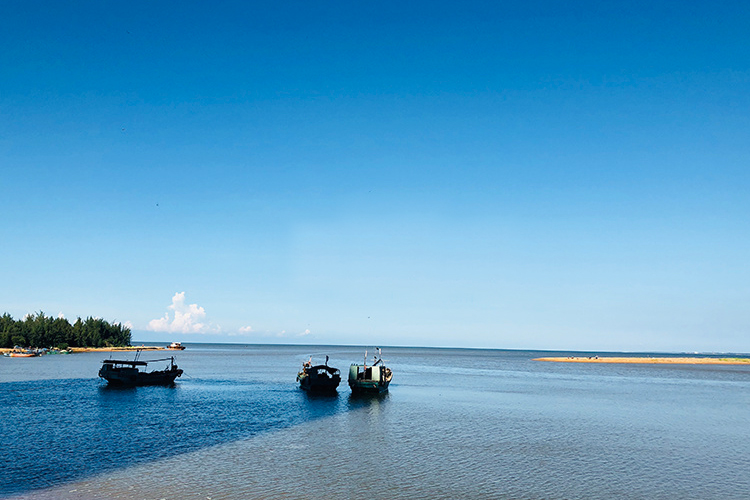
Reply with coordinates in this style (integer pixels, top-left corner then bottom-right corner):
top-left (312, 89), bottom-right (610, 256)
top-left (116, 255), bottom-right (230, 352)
top-left (134, 349), bottom-right (141, 362)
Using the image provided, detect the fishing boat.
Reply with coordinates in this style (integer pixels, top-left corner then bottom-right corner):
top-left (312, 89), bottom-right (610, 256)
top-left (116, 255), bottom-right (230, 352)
top-left (8, 347), bottom-right (40, 357)
top-left (348, 348), bottom-right (392, 394)
top-left (297, 356), bottom-right (341, 392)
top-left (166, 341), bottom-right (186, 350)
top-left (99, 352), bottom-right (183, 386)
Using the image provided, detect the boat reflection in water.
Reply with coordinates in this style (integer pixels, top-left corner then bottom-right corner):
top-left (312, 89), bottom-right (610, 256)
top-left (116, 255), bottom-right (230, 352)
top-left (348, 348), bottom-right (392, 394)
top-left (99, 351), bottom-right (183, 386)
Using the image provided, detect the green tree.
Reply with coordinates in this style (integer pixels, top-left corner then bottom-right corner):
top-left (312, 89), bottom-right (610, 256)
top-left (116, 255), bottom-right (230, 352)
top-left (0, 313), bottom-right (16, 348)
top-left (51, 317), bottom-right (73, 348)
top-left (71, 317), bottom-right (83, 347)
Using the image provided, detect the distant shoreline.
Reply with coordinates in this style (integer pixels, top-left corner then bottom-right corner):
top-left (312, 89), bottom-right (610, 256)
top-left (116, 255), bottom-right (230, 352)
top-left (534, 356), bottom-right (750, 365)
top-left (0, 346), bottom-right (165, 354)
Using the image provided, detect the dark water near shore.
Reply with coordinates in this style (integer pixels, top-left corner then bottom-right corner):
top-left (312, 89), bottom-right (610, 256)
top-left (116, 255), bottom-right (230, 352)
top-left (2, 345), bottom-right (749, 499)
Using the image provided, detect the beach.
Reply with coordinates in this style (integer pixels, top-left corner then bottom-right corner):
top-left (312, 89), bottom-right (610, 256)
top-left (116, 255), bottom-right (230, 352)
top-left (0, 346), bottom-right (164, 354)
top-left (68, 346), bottom-right (164, 353)
top-left (534, 356), bottom-right (750, 364)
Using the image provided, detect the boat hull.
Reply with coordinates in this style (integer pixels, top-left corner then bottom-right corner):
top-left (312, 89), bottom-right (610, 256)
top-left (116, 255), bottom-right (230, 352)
top-left (299, 376), bottom-right (341, 392)
top-left (348, 379), bottom-right (390, 394)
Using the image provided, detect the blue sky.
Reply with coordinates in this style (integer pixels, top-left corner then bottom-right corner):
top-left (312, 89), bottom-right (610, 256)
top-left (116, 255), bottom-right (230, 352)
top-left (2, 0), bottom-right (749, 351)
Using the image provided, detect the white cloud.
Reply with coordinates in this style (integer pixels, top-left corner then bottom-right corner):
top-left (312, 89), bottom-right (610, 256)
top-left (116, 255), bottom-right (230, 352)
top-left (227, 325), bottom-right (254, 337)
top-left (298, 329), bottom-right (311, 337)
top-left (148, 292), bottom-right (218, 334)
top-left (57, 312), bottom-right (65, 319)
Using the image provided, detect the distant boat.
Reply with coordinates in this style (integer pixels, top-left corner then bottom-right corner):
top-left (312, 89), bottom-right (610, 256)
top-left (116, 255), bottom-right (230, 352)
top-left (99, 352), bottom-right (183, 386)
top-left (7, 347), bottom-right (40, 357)
top-left (297, 356), bottom-right (341, 392)
top-left (348, 348), bottom-right (392, 394)
top-left (166, 342), bottom-right (185, 350)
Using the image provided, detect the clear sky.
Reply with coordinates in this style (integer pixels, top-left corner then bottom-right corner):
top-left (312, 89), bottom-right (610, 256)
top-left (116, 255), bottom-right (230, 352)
top-left (2, 0), bottom-right (749, 352)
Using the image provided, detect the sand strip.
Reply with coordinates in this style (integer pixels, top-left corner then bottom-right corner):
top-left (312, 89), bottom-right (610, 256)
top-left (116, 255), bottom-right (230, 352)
top-left (68, 346), bottom-right (164, 353)
top-left (1, 346), bottom-right (164, 354)
top-left (534, 356), bottom-right (750, 364)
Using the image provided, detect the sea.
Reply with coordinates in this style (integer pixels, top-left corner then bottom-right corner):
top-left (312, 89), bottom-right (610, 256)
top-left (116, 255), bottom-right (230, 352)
top-left (1, 344), bottom-right (749, 500)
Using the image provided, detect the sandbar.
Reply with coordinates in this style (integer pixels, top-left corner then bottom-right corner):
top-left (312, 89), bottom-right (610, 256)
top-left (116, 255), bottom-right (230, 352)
top-left (0, 346), bottom-right (164, 354)
top-left (69, 346), bottom-right (164, 353)
top-left (534, 356), bottom-right (750, 365)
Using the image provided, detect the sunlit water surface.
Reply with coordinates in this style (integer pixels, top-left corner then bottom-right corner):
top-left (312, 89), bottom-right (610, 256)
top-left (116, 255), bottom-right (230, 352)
top-left (2, 345), bottom-right (749, 499)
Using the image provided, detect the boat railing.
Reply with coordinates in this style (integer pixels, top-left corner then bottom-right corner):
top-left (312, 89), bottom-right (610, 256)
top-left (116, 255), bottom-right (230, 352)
top-left (102, 356), bottom-right (177, 367)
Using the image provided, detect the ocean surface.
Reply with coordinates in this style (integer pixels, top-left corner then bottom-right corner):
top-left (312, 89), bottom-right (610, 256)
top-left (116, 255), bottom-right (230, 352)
top-left (2, 344), bottom-right (749, 500)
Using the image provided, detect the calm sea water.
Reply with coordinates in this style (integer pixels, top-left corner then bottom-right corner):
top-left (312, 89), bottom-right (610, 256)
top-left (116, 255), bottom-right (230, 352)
top-left (2, 344), bottom-right (749, 500)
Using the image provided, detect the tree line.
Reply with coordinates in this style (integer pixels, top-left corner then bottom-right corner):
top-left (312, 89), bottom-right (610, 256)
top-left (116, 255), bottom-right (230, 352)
top-left (0, 312), bottom-right (131, 349)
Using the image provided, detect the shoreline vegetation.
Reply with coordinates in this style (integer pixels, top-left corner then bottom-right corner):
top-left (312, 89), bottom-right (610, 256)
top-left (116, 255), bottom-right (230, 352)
top-left (1, 311), bottom-right (131, 350)
top-left (534, 356), bottom-right (750, 365)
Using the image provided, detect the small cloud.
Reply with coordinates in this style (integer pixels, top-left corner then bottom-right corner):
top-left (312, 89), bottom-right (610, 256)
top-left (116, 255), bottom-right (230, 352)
top-left (148, 292), bottom-right (218, 334)
top-left (57, 312), bottom-right (65, 319)
top-left (227, 325), bottom-right (254, 337)
top-left (298, 329), bottom-right (311, 337)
